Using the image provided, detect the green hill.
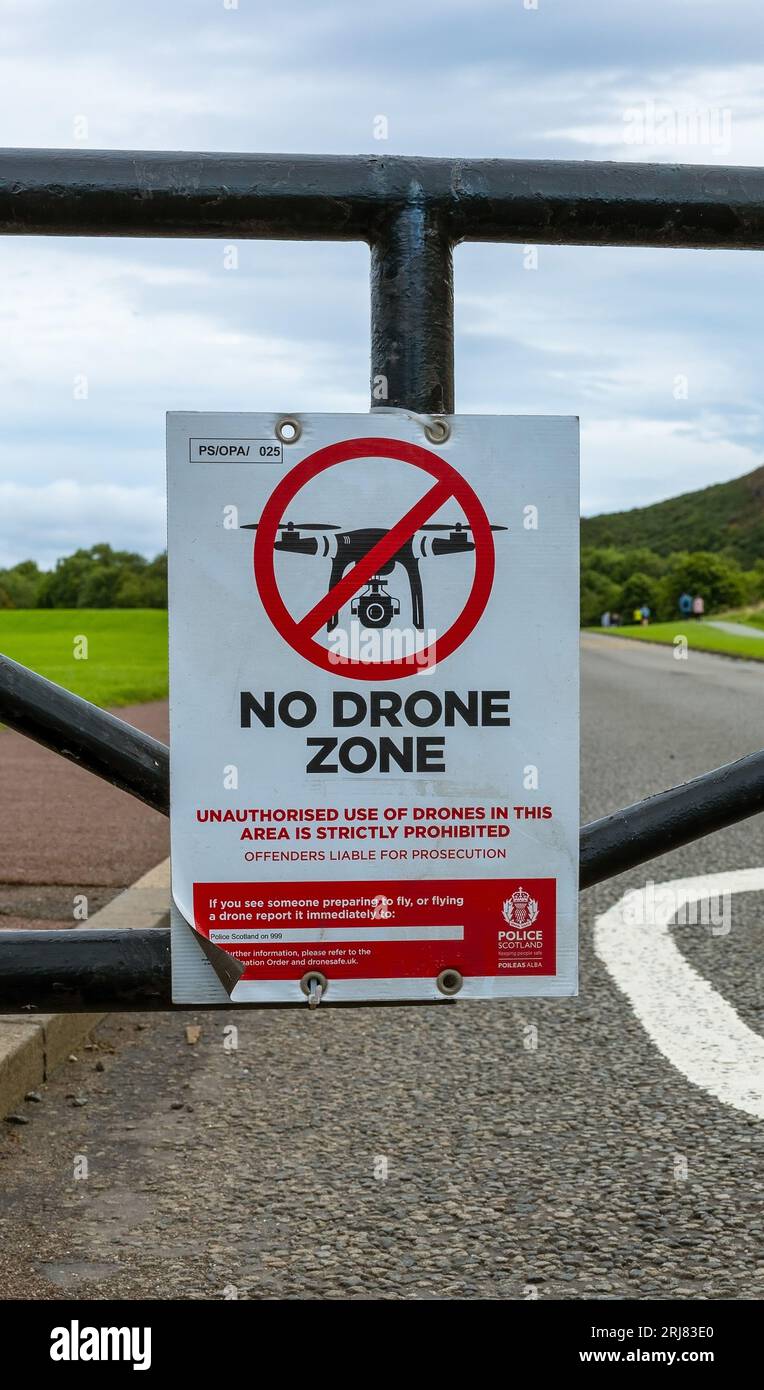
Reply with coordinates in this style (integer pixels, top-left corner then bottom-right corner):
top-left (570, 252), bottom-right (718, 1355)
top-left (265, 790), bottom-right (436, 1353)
top-left (581, 464), bottom-right (764, 566)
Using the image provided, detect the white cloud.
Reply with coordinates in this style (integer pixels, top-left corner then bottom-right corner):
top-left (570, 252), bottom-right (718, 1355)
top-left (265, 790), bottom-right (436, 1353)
top-left (546, 65), bottom-right (764, 165)
top-left (580, 418), bottom-right (763, 515)
top-left (0, 480), bottom-right (166, 569)
top-left (2, 1), bottom-right (764, 564)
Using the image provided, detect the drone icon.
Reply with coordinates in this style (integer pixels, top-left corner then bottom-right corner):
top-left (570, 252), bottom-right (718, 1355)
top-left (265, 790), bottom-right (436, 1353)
top-left (242, 517), bottom-right (507, 632)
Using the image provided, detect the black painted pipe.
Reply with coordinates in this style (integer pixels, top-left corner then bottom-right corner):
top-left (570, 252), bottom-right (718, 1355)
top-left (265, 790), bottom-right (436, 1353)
top-left (0, 929), bottom-right (171, 1012)
top-left (579, 748), bottom-right (764, 888)
top-left (0, 929), bottom-right (435, 1012)
top-left (0, 653), bottom-right (168, 815)
top-left (1, 149), bottom-right (764, 249)
top-left (370, 206), bottom-right (454, 413)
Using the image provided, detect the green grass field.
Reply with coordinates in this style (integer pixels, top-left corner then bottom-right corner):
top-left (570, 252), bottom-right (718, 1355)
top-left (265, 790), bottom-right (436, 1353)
top-left (591, 619), bottom-right (764, 662)
top-left (0, 609), bottom-right (168, 707)
top-left (7, 607), bottom-right (764, 711)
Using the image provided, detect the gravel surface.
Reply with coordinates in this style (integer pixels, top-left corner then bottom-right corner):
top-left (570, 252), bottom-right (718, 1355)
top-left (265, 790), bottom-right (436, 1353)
top-left (0, 638), bottom-right (762, 1300)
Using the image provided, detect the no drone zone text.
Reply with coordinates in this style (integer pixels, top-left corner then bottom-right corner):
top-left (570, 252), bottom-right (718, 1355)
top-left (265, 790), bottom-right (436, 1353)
top-left (239, 686), bottom-right (511, 773)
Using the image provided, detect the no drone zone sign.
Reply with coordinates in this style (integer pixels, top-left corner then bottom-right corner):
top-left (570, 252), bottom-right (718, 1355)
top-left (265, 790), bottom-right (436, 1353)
top-left (167, 411), bottom-right (579, 1005)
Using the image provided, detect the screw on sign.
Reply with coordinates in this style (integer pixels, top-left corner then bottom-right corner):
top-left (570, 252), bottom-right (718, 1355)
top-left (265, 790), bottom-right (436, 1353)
top-left (248, 437), bottom-right (503, 680)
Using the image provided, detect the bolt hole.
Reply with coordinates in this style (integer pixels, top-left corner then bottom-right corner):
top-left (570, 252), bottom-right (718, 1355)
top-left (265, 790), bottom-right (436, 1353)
top-left (424, 418), bottom-right (451, 445)
top-left (276, 416), bottom-right (302, 444)
top-left (436, 968), bottom-right (463, 996)
top-left (299, 970), bottom-right (328, 998)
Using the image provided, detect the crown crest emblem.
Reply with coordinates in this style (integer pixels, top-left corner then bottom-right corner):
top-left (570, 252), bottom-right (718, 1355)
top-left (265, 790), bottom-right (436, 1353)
top-left (501, 886), bottom-right (539, 927)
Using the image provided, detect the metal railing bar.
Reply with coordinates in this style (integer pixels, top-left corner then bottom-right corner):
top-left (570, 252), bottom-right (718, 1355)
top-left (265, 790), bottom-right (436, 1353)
top-left (1, 150), bottom-right (764, 249)
top-left (370, 206), bottom-right (455, 413)
top-left (580, 748), bottom-right (764, 888)
top-left (0, 653), bottom-right (168, 815)
top-left (0, 928), bottom-right (171, 1011)
top-left (0, 929), bottom-right (443, 1012)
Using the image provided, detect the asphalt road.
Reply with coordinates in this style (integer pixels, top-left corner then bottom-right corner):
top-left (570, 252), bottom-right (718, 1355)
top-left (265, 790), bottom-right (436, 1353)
top-left (1, 635), bottom-right (762, 1301)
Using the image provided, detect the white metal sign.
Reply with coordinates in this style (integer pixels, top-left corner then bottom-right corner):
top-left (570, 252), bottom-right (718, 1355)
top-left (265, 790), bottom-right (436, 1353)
top-left (167, 411), bottom-right (579, 1004)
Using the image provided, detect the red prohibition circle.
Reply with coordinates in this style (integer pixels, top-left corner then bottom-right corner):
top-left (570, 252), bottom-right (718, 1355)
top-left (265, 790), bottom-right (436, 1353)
top-left (253, 436), bottom-right (495, 681)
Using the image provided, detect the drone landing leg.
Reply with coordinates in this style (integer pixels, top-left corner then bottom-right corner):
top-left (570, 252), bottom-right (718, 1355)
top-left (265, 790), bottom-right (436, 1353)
top-left (402, 557), bottom-right (425, 631)
top-left (325, 556), bottom-right (349, 632)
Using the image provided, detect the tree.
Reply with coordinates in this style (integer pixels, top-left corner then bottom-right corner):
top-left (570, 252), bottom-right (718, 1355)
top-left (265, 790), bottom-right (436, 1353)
top-left (619, 572), bottom-right (662, 620)
top-left (115, 571), bottom-right (167, 607)
top-left (78, 565), bottom-right (123, 608)
top-left (581, 570), bottom-right (621, 626)
top-left (659, 552), bottom-right (746, 616)
top-left (34, 544), bottom-right (163, 608)
top-left (0, 559), bottom-right (42, 607)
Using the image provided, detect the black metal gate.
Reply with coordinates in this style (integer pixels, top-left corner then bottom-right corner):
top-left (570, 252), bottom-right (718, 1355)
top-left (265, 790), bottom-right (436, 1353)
top-left (2, 149), bottom-right (764, 1009)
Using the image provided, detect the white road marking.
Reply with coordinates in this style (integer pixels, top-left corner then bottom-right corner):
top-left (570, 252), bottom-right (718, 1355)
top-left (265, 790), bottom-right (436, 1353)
top-left (594, 868), bottom-right (764, 1119)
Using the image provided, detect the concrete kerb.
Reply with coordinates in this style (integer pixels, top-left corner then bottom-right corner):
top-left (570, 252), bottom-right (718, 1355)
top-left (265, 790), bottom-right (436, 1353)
top-left (0, 857), bottom-right (170, 1119)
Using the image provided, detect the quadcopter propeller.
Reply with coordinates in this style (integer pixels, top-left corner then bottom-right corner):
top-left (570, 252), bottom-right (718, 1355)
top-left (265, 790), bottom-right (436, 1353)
top-left (419, 522), bottom-right (508, 532)
top-left (240, 521), bottom-right (340, 531)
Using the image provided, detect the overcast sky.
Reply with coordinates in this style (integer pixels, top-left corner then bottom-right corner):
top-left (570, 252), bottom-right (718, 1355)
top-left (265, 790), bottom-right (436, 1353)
top-left (1, 0), bottom-right (763, 567)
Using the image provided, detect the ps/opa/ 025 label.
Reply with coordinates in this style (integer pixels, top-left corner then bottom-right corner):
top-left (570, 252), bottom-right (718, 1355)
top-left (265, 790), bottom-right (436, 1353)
top-left (190, 437), bottom-right (284, 463)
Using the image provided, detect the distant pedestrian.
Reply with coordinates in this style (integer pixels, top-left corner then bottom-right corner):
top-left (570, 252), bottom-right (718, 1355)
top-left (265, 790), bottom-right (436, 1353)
top-left (692, 594), bottom-right (705, 620)
top-left (679, 591), bottom-right (693, 616)
top-left (632, 607), bottom-right (642, 625)
top-left (600, 611), bottom-right (611, 628)
top-left (640, 603), bottom-right (651, 626)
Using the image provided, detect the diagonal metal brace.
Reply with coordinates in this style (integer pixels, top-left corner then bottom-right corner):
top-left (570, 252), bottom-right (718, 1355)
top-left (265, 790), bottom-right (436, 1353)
top-left (0, 653), bottom-right (168, 815)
